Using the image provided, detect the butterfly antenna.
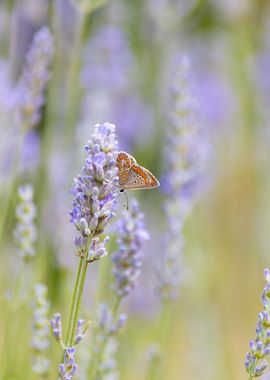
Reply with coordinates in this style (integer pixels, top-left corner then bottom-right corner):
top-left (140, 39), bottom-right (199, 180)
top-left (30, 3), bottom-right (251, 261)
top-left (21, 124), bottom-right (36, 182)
top-left (125, 191), bottom-right (129, 210)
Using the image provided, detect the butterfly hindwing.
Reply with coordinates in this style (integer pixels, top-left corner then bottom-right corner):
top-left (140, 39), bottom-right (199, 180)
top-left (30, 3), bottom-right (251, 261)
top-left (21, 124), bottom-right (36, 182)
top-left (124, 165), bottom-right (159, 190)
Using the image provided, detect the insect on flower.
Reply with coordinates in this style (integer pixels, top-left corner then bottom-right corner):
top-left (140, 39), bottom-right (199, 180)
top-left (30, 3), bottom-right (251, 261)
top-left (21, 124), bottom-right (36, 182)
top-left (117, 151), bottom-right (159, 191)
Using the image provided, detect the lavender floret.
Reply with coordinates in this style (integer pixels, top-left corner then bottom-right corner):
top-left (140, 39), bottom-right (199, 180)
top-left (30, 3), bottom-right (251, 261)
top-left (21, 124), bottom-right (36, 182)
top-left (49, 313), bottom-right (63, 342)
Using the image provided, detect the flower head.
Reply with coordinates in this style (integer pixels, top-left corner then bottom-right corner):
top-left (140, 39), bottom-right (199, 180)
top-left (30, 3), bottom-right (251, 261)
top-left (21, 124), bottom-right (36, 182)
top-left (245, 269), bottom-right (270, 378)
top-left (13, 184), bottom-right (37, 259)
top-left (112, 199), bottom-right (149, 298)
top-left (70, 123), bottom-right (118, 259)
top-left (156, 55), bottom-right (206, 300)
top-left (16, 26), bottom-right (54, 129)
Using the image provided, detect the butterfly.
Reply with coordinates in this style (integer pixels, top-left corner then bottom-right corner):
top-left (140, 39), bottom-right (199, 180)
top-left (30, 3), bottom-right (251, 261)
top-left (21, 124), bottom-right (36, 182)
top-left (117, 151), bottom-right (160, 191)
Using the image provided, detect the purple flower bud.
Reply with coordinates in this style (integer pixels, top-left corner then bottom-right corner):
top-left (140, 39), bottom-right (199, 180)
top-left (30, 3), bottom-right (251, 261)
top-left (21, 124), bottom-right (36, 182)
top-left (49, 313), bottom-right (62, 342)
top-left (264, 269), bottom-right (270, 283)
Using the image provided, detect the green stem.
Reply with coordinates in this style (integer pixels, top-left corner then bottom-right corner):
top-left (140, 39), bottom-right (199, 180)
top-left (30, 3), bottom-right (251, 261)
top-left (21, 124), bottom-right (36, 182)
top-left (65, 235), bottom-right (92, 348)
top-left (69, 258), bottom-right (88, 346)
top-left (248, 358), bottom-right (258, 380)
top-left (66, 258), bottom-right (83, 346)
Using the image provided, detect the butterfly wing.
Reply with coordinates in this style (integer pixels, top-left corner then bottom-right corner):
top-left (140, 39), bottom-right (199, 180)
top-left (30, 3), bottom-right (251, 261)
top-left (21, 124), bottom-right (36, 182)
top-left (123, 164), bottom-right (160, 190)
top-left (117, 152), bottom-right (133, 186)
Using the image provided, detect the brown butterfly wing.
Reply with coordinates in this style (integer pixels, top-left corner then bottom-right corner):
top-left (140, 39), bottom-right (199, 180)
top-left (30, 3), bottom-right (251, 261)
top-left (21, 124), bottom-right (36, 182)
top-left (123, 164), bottom-right (160, 190)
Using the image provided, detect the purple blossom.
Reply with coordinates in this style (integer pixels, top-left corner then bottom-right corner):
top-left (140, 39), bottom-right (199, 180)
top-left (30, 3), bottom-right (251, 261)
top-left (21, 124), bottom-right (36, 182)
top-left (70, 123), bottom-right (118, 261)
top-left (15, 26), bottom-right (54, 129)
top-left (49, 313), bottom-right (63, 342)
top-left (59, 347), bottom-right (77, 380)
top-left (156, 55), bottom-right (206, 300)
top-left (245, 269), bottom-right (270, 379)
top-left (112, 199), bottom-right (149, 298)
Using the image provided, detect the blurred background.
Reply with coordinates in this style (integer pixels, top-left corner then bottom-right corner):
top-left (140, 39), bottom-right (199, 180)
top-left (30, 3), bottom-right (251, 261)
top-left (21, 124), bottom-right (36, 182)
top-left (1, 0), bottom-right (270, 379)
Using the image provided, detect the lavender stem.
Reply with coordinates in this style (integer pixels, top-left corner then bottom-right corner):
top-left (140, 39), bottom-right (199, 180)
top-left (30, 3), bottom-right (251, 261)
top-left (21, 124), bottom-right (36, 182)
top-left (69, 258), bottom-right (88, 346)
top-left (66, 258), bottom-right (83, 346)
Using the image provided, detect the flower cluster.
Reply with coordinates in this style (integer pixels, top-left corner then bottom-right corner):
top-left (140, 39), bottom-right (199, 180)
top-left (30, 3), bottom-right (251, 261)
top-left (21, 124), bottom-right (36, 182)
top-left (156, 55), bottom-right (205, 300)
top-left (59, 347), bottom-right (77, 379)
top-left (112, 199), bottom-right (149, 297)
top-left (31, 284), bottom-right (51, 376)
top-left (16, 26), bottom-right (54, 129)
top-left (70, 123), bottom-right (118, 261)
top-left (92, 304), bottom-right (127, 379)
top-left (13, 184), bottom-right (37, 259)
top-left (245, 269), bottom-right (270, 378)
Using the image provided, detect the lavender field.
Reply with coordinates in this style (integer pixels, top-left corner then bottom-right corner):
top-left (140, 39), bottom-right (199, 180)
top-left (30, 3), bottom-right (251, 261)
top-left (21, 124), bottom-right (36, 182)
top-left (1, 1), bottom-right (270, 379)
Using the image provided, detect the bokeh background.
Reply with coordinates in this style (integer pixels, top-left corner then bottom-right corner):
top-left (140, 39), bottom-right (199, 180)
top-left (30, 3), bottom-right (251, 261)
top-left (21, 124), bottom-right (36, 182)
top-left (1, 0), bottom-right (270, 379)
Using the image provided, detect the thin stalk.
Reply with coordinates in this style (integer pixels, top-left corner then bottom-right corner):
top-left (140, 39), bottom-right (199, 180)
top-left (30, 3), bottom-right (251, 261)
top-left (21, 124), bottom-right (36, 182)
top-left (65, 235), bottom-right (93, 348)
top-left (248, 358), bottom-right (258, 380)
top-left (69, 258), bottom-right (88, 346)
top-left (65, 258), bottom-right (83, 346)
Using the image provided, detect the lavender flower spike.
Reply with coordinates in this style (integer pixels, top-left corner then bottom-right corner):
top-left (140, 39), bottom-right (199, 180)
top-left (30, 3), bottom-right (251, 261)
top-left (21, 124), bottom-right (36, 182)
top-left (112, 199), bottom-right (149, 297)
top-left (31, 284), bottom-right (51, 376)
top-left (16, 26), bottom-right (54, 129)
top-left (13, 184), bottom-right (37, 259)
top-left (245, 269), bottom-right (270, 379)
top-left (59, 347), bottom-right (77, 379)
top-left (70, 123), bottom-right (118, 261)
top-left (156, 55), bottom-right (205, 301)
top-left (93, 304), bottom-right (127, 379)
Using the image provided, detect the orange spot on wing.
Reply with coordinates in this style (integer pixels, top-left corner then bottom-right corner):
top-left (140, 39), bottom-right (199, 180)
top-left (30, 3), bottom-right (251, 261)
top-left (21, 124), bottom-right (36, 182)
top-left (132, 165), bottom-right (148, 179)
